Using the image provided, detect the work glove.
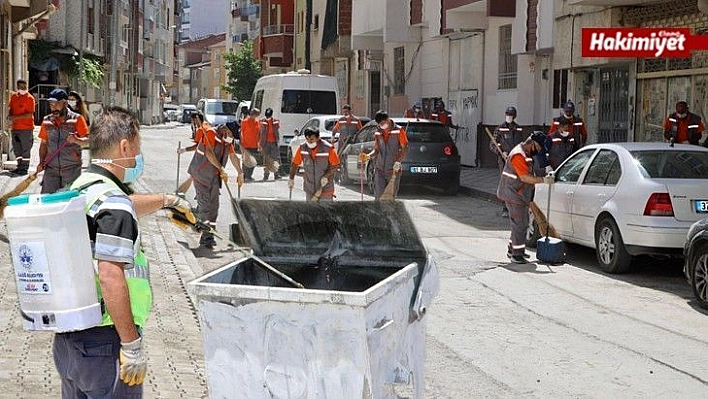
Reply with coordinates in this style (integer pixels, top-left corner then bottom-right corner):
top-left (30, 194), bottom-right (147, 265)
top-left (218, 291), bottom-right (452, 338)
top-left (219, 170), bottom-right (228, 183)
top-left (288, 179), bottom-right (295, 189)
top-left (164, 194), bottom-right (197, 228)
top-left (236, 174), bottom-right (244, 187)
top-left (543, 175), bottom-right (555, 185)
top-left (177, 147), bottom-right (187, 155)
top-left (502, 151), bottom-right (508, 158)
top-left (545, 165), bottom-right (554, 174)
top-left (359, 152), bottom-right (370, 162)
top-left (393, 161), bottom-right (402, 172)
top-left (119, 337), bottom-right (147, 386)
top-left (320, 176), bottom-right (329, 187)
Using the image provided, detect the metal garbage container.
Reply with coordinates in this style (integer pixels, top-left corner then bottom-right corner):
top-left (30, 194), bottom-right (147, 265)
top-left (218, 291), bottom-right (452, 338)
top-left (188, 199), bottom-right (439, 399)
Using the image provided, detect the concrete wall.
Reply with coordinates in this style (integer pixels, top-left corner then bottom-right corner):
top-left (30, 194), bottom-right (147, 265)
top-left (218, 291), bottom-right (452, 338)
top-left (482, 17), bottom-right (517, 124)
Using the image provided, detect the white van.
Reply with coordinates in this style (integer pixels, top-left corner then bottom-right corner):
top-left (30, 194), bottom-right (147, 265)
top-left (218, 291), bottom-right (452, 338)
top-left (196, 98), bottom-right (241, 125)
top-left (251, 69), bottom-right (340, 163)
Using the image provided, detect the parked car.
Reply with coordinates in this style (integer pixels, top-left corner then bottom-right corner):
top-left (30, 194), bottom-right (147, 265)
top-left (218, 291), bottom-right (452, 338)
top-left (196, 98), bottom-right (240, 125)
top-left (338, 118), bottom-right (461, 195)
top-left (684, 218), bottom-right (708, 308)
top-left (180, 104), bottom-right (198, 123)
top-left (528, 143), bottom-right (708, 273)
top-left (282, 115), bottom-right (372, 172)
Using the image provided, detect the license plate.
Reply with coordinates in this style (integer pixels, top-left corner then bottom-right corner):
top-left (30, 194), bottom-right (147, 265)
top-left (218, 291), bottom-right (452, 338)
top-left (695, 200), bottom-right (708, 213)
top-left (284, 138), bottom-right (292, 144)
top-left (410, 166), bottom-right (438, 173)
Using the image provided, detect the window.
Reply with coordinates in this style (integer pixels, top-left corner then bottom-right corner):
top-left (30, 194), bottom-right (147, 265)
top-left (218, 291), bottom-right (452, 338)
top-left (206, 102), bottom-right (239, 115)
top-left (405, 123), bottom-right (452, 143)
top-left (583, 150), bottom-right (621, 185)
top-left (498, 25), bottom-right (517, 90)
top-left (393, 46), bottom-right (405, 95)
top-left (632, 150), bottom-right (708, 179)
top-left (555, 149), bottom-right (595, 184)
top-left (553, 69), bottom-right (569, 109)
top-left (281, 90), bottom-right (337, 114)
top-left (253, 90), bottom-right (264, 109)
top-left (88, 4), bottom-right (94, 34)
top-left (313, 14), bottom-right (319, 31)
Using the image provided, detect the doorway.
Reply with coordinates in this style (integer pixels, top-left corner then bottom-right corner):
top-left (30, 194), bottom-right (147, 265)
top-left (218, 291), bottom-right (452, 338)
top-left (369, 70), bottom-right (380, 118)
top-left (598, 68), bottom-right (629, 143)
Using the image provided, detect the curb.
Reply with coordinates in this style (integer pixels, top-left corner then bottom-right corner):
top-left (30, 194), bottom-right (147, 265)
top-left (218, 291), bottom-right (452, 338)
top-left (458, 185), bottom-right (502, 203)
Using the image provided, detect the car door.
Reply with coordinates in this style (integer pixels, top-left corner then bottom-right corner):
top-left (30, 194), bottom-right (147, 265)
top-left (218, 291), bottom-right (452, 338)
top-left (570, 149), bottom-right (622, 244)
top-left (545, 149), bottom-right (596, 238)
top-left (345, 126), bottom-right (375, 180)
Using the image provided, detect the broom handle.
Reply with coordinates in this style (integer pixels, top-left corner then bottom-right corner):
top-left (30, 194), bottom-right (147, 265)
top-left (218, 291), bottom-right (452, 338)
top-left (36, 139), bottom-right (72, 175)
top-left (545, 181), bottom-right (552, 240)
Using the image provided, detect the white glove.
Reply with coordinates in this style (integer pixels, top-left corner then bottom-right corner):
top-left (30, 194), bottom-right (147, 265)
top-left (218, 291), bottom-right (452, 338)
top-left (177, 147), bottom-right (187, 155)
top-left (393, 161), bottom-right (402, 172)
top-left (502, 151), bottom-right (508, 158)
top-left (288, 179), bottom-right (295, 189)
top-left (119, 337), bottom-right (147, 386)
top-left (543, 175), bottom-right (555, 185)
top-left (320, 176), bottom-right (329, 187)
top-left (545, 165), bottom-right (554, 174)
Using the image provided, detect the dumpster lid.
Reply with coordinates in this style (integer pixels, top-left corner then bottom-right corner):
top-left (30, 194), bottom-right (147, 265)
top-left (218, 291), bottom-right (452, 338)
top-left (233, 199), bottom-right (427, 265)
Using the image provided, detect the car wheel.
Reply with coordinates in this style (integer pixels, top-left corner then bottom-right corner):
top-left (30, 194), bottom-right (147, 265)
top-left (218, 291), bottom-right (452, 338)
top-left (282, 148), bottom-right (293, 174)
top-left (691, 244), bottom-right (708, 309)
top-left (366, 162), bottom-right (375, 195)
top-left (338, 156), bottom-right (350, 185)
top-left (594, 217), bottom-right (632, 274)
top-left (526, 208), bottom-right (541, 248)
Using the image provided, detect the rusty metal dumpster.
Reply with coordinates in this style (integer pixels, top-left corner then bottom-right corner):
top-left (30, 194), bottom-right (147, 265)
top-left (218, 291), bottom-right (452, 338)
top-left (188, 199), bottom-right (439, 399)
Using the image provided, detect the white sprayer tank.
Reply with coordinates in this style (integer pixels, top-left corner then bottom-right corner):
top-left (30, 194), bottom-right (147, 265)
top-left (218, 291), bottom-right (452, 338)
top-left (5, 190), bottom-right (102, 332)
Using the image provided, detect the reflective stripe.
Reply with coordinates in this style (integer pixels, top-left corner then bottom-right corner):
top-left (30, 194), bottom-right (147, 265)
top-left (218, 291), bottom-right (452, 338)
top-left (515, 128), bottom-right (522, 131)
top-left (125, 263), bottom-right (150, 279)
top-left (669, 118), bottom-right (677, 122)
top-left (512, 244), bottom-right (526, 249)
top-left (574, 122), bottom-right (583, 126)
top-left (553, 121), bottom-right (559, 125)
top-left (688, 124), bottom-right (699, 129)
top-left (347, 121), bottom-right (358, 124)
top-left (94, 233), bottom-right (134, 263)
top-left (315, 152), bottom-right (328, 157)
top-left (196, 149), bottom-right (205, 155)
top-left (499, 128), bottom-right (510, 132)
top-left (300, 151), bottom-right (309, 156)
top-left (525, 157), bottom-right (533, 162)
top-left (552, 138), bottom-right (562, 142)
top-left (502, 171), bottom-right (518, 179)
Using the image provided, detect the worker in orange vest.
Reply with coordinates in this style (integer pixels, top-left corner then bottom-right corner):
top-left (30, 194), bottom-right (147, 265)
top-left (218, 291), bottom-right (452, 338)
top-left (663, 101), bottom-right (705, 146)
top-left (548, 100), bottom-right (588, 146)
top-left (7, 79), bottom-right (36, 176)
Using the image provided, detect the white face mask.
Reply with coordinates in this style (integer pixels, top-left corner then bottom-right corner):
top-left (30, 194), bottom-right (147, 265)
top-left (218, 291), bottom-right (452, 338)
top-left (505, 116), bottom-right (514, 123)
top-left (677, 113), bottom-right (687, 118)
top-left (306, 141), bottom-right (318, 149)
top-left (68, 100), bottom-right (77, 108)
top-left (560, 130), bottom-right (570, 137)
top-left (18, 89), bottom-right (27, 95)
top-left (564, 112), bottom-right (573, 118)
top-left (224, 136), bottom-right (234, 144)
top-left (379, 123), bottom-right (389, 130)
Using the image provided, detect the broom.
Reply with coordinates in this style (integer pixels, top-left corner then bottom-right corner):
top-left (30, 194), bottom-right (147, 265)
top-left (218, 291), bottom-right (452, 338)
top-left (483, 127), bottom-right (558, 238)
top-left (379, 169), bottom-right (399, 201)
top-left (0, 140), bottom-right (72, 218)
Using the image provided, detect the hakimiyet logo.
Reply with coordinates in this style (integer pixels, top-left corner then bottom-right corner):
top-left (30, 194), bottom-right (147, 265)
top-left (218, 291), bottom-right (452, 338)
top-left (581, 28), bottom-right (708, 58)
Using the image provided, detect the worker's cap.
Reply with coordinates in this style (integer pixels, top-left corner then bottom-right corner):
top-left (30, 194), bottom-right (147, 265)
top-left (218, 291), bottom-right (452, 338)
top-left (47, 88), bottom-right (68, 102)
top-left (529, 131), bottom-right (546, 147)
top-left (250, 107), bottom-right (260, 115)
top-left (414, 101), bottom-right (422, 108)
top-left (562, 100), bottom-right (575, 112)
top-left (303, 127), bottom-right (319, 137)
top-left (342, 104), bottom-right (352, 110)
top-left (223, 121), bottom-right (239, 135)
top-left (505, 106), bottom-right (517, 116)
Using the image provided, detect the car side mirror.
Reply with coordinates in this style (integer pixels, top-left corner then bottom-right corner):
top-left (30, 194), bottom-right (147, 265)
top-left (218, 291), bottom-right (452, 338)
top-left (294, 129), bottom-right (299, 136)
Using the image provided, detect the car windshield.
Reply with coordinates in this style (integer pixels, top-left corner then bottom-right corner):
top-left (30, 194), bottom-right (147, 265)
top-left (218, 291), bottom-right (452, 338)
top-left (402, 123), bottom-right (453, 143)
top-left (205, 102), bottom-right (239, 115)
top-left (631, 150), bottom-right (708, 179)
top-left (281, 90), bottom-right (337, 114)
top-left (324, 119), bottom-right (337, 131)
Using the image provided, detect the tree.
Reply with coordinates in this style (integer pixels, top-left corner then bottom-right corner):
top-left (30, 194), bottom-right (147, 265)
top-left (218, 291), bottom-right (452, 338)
top-left (222, 41), bottom-right (261, 102)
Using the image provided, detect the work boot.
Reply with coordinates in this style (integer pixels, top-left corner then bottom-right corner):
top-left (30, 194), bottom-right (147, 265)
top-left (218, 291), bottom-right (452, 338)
top-left (199, 232), bottom-right (216, 248)
top-left (500, 208), bottom-right (509, 218)
top-left (510, 255), bottom-right (527, 264)
top-left (263, 172), bottom-right (270, 181)
top-left (507, 249), bottom-right (530, 259)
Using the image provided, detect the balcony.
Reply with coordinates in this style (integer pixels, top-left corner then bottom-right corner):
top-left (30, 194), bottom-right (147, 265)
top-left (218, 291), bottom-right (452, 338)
top-left (261, 26), bottom-right (294, 58)
top-left (568, 0), bottom-right (668, 4)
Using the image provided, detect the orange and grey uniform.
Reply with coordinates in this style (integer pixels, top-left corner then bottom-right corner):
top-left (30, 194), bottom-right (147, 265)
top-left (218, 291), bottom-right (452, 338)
top-left (431, 110), bottom-right (453, 132)
top-left (53, 166), bottom-right (150, 397)
top-left (496, 144), bottom-right (534, 257)
top-left (240, 117), bottom-right (261, 179)
top-left (187, 124), bottom-right (231, 224)
top-left (549, 115), bottom-right (587, 146)
top-left (373, 125), bottom-right (408, 200)
top-left (492, 121), bottom-right (524, 170)
top-left (663, 112), bottom-right (704, 145)
top-left (38, 109), bottom-right (89, 193)
top-left (259, 117), bottom-right (280, 172)
top-left (8, 91), bottom-right (36, 174)
top-left (546, 131), bottom-right (580, 169)
top-left (292, 139), bottom-right (340, 201)
top-left (404, 108), bottom-right (425, 119)
top-left (332, 115), bottom-right (362, 154)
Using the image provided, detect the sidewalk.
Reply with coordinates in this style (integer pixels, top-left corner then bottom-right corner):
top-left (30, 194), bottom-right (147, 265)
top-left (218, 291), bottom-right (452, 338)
top-left (459, 165), bottom-right (501, 203)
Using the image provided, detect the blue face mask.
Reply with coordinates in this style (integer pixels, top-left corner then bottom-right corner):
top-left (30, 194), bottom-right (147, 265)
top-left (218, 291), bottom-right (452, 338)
top-left (123, 154), bottom-right (144, 183)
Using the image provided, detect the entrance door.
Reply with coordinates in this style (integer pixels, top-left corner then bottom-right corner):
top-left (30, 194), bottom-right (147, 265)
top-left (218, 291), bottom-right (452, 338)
top-left (369, 70), bottom-right (381, 118)
top-left (598, 68), bottom-right (629, 143)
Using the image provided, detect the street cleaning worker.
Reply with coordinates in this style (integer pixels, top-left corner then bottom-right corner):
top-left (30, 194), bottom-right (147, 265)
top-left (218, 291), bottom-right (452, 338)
top-left (548, 100), bottom-right (588, 146)
top-left (360, 110), bottom-right (409, 200)
top-left (404, 101), bottom-right (425, 119)
top-left (546, 116), bottom-right (581, 170)
top-left (259, 107), bottom-right (281, 181)
top-left (496, 131), bottom-right (554, 264)
top-left (37, 88), bottom-right (89, 193)
top-left (491, 106), bottom-right (525, 218)
top-left (186, 119), bottom-right (242, 248)
top-left (56, 106), bottom-right (196, 397)
top-left (7, 78), bottom-right (36, 177)
top-left (288, 127), bottom-right (340, 201)
top-left (331, 104), bottom-right (363, 155)
top-left (663, 101), bottom-right (705, 145)
top-left (240, 108), bottom-right (261, 181)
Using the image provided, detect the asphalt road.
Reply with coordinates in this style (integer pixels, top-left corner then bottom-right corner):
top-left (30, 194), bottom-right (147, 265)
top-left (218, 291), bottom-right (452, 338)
top-left (0, 122), bottom-right (706, 398)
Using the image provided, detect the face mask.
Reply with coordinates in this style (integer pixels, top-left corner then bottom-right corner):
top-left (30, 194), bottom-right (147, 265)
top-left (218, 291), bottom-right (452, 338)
top-left (677, 113), bottom-right (687, 118)
top-left (414, 107), bottom-right (421, 113)
top-left (224, 136), bottom-right (234, 144)
top-left (529, 147), bottom-right (539, 157)
top-left (505, 116), bottom-right (514, 123)
top-left (18, 90), bottom-right (27, 95)
top-left (560, 130), bottom-right (570, 137)
top-left (306, 141), bottom-right (318, 149)
top-left (379, 123), bottom-right (389, 130)
top-left (123, 154), bottom-right (144, 183)
top-left (68, 100), bottom-right (77, 108)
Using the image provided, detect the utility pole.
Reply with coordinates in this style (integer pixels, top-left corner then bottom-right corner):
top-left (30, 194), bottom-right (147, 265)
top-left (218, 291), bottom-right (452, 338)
top-left (109, 0), bottom-right (118, 106)
top-left (79, 0), bottom-right (85, 95)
